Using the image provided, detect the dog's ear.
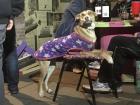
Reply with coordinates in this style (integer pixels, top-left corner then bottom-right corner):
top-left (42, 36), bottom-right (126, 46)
top-left (87, 10), bottom-right (97, 21)
top-left (75, 14), bottom-right (80, 24)
top-left (75, 14), bottom-right (80, 21)
top-left (92, 11), bottom-right (97, 17)
top-left (87, 10), bottom-right (97, 17)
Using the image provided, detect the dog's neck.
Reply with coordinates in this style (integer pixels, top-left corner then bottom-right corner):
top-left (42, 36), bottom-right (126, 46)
top-left (74, 25), bottom-right (96, 42)
top-left (84, 28), bottom-right (96, 42)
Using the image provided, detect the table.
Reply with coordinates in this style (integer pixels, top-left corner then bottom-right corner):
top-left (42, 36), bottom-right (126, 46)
top-left (95, 20), bottom-right (139, 48)
top-left (95, 20), bottom-right (139, 80)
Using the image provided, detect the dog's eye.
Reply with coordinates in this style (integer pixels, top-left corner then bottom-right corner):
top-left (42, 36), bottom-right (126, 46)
top-left (81, 13), bottom-right (85, 17)
top-left (88, 11), bottom-right (92, 15)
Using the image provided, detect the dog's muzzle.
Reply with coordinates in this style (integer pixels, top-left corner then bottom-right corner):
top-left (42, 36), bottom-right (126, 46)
top-left (81, 20), bottom-right (92, 28)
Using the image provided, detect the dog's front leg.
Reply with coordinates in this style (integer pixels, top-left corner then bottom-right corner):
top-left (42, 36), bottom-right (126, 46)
top-left (39, 61), bottom-right (50, 97)
top-left (44, 65), bottom-right (55, 93)
top-left (100, 50), bottom-right (114, 64)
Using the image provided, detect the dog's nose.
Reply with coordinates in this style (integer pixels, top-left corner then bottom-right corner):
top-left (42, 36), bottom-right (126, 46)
top-left (85, 17), bottom-right (89, 21)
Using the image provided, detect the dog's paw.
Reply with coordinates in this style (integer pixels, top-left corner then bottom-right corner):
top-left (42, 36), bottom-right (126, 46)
top-left (47, 88), bottom-right (53, 94)
top-left (105, 56), bottom-right (114, 64)
top-left (39, 91), bottom-right (45, 97)
top-left (101, 51), bottom-right (114, 64)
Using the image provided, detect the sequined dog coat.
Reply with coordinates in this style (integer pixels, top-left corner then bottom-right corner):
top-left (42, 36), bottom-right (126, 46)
top-left (34, 32), bottom-right (95, 60)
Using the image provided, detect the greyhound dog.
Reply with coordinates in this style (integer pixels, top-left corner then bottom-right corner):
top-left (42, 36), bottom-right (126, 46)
top-left (34, 10), bottom-right (113, 97)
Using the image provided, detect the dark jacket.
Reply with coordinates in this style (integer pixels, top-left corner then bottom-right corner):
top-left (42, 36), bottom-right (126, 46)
top-left (0, 0), bottom-right (24, 24)
top-left (4, 0), bottom-right (24, 54)
top-left (54, 0), bottom-right (96, 38)
top-left (3, 0), bottom-right (24, 56)
top-left (12, 0), bottom-right (24, 17)
top-left (4, 26), bottom-right (16, 56)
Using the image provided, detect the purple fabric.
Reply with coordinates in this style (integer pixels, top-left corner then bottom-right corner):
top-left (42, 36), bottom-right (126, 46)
top-left (16, 41), bottom-right (27, 57)
top-left (34, 32), bottom-right (95, 60)
top-left (100, 34), bottom-right (133, 50)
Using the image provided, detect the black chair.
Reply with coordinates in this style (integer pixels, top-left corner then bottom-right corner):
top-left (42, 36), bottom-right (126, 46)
top-left (109, 47), bottom-right (138, 98)
top-left (52, 50), bottom-right (116, 105)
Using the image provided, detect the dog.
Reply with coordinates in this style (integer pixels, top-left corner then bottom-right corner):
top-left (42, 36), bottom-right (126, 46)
top-left (34, 10), bottom-right (113, 97)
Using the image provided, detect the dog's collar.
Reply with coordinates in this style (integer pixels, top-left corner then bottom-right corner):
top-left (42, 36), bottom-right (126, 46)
top-left (80, 25), bottom-right (95, 31)
top-left (87, 29), bottom-right (95, 31)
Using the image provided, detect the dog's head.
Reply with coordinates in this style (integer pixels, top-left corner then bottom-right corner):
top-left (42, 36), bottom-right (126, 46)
top-left (75, 10), bottom-right (96, 30)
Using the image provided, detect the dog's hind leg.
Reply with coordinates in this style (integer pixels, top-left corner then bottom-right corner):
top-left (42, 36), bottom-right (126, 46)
top-left (38, 61), bottom-right (50, 97)
top-left (44, 64), bottom-right (55, 93)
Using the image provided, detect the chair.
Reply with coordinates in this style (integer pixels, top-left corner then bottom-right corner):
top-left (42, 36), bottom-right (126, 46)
top-left (100, 34), bottom-right (137, 96)
top-left (114, 47), bottom-right (136, 85)
top-left (52, 50), bottom-right (103, 105)
top-left (52, 49), bottom-right (116, 105)
top-left (100, 34), bottom-right (136, 80)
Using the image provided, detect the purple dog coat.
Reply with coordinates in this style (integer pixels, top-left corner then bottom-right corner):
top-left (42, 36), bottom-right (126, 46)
top-left (34, 32), bottom-right (95, 60)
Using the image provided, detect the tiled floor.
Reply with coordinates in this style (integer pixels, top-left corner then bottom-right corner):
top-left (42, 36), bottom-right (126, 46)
top-left (4, 70), bottom-right (140, 105)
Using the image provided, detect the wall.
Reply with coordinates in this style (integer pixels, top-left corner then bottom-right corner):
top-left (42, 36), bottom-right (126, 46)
top-left (24, 0), bottom-right (71, 49)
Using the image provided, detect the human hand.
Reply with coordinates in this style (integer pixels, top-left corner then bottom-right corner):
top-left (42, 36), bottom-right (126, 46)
top-left (6, 19), bottom-right (14, 30)
top-left (129, 13), bottom-right (140, 25)
top-left (134, 14), bottom-right (140, 21)
top-left (134, 32), bottom-right (140, 37)
top-left (135, 32), bottom-right (140, 45)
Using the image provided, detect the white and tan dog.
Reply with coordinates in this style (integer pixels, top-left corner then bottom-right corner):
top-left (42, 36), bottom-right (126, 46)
top-left (34, 10), bottom-right (113, 97)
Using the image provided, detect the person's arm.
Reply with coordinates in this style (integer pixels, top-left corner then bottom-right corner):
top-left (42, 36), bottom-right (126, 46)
top-left (68, 0), bottom-right (86, 17)
top-left (111, 2), bottom-right (120, 17)
top-left (133, 13), bottom-right (140, 26)
top-left (12, 0), bottom-right (24, 17)
top-left (7, 0), bottom-right (24, 30)
top-left (134, 16), bottom-right (140, 21)
top-left (133, 13), bottom-right (140, 36)
top-left (6, 19), bottom-right (14, 30)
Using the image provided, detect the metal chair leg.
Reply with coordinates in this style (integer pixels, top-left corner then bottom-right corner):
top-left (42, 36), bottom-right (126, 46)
top-left (107, 64), bottom-right (118, 98)
top-left (110, 47), bottom-right (118, 98)
top-left (53, 61), bottom-right (67, 101)
top-left (109, 64), bottom-right (118, 98)
top-left (86, 62), bottom-right (96, 105)
top-left (76, 66), bottom-right (86, 91)
top-left (110, 80), bottom-right (118, 98)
